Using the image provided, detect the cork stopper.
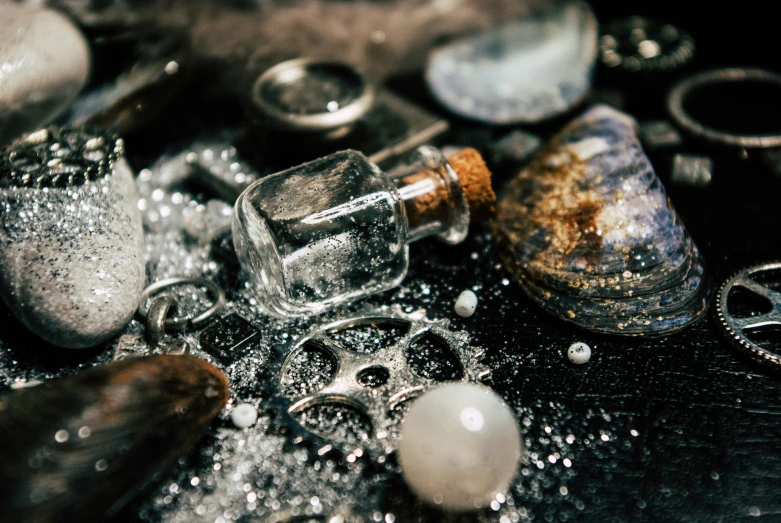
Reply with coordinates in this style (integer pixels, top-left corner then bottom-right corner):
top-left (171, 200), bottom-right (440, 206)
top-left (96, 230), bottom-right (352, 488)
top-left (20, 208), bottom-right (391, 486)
top-left (446, 148), bottom-right (496, 221)
top-left (397, 148), bottom-right (495, 234)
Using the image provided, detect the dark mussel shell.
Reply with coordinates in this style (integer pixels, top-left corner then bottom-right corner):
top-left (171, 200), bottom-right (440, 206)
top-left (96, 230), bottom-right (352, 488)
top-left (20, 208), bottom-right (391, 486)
top-left (495, 105), bottom-right (709, 336)
top-left (0, 354), bottom-right (229, 523)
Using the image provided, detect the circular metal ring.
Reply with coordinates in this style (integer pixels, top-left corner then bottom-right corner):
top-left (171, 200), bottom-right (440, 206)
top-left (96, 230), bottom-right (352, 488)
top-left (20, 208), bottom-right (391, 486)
top-left (251, 58), bottom-right (375, 133)
top-left (136, 277), bottom-right (226, 330)
top-left (668, 68), bottom-right (781, 149)
top-left (715, 262), bottom-right (781, 367)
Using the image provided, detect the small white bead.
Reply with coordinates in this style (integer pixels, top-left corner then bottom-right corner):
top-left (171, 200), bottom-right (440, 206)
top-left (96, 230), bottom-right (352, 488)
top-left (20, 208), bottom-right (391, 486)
top-left (398, 383), bottom-right (523, 511)
top-left (230, 403), bottom-right (258, 428)
top-left (567, 342), bottom-right (591, 364)
top-left (454, 290), bottom-right (478, 317)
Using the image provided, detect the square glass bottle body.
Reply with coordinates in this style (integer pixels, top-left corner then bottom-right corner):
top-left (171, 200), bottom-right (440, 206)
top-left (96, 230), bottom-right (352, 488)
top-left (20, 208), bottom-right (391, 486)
top-left (233, 150), bottom-right (409, 317)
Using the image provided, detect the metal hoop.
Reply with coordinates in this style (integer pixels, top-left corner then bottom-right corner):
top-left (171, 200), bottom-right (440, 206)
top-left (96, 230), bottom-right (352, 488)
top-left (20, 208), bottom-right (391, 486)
top-left (668, 68), bottom-right (781, 149)
top-left (251, 58), bottom-right (375, 133)
top-left (136, 277), bottom-right (226, 330)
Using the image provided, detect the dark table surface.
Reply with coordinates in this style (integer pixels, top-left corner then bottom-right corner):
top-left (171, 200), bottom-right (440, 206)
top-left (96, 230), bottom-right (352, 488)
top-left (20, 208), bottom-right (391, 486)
top-left (3, 1), bottom-right (781, 522)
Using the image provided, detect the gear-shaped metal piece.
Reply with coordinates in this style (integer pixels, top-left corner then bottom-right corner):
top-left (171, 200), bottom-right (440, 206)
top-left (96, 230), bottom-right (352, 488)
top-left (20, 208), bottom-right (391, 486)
top-left (715, 262), bottom-right (781, 366)
top-left (265, 310), bottom-right (491, 457)
top-left (600, 17), bottom-right (695, 73)
top-left (0, 127), bottom-right (123, 188)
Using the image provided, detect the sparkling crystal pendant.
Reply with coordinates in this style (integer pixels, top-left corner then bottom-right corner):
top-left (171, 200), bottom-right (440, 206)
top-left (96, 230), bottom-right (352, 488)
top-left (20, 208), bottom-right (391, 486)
top-left (0, 128), bottom-right (145, 348)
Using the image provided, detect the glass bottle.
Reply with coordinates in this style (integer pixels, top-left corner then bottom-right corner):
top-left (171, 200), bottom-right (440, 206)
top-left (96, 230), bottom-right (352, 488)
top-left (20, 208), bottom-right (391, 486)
top-left (232, 146), bottom-right (493, 318)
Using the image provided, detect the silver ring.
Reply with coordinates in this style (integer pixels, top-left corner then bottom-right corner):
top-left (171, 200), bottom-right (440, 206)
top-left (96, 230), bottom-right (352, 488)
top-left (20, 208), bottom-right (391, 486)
top-left (251, 58), bottom-right (375, 133)
top-left (668, 68), bottom-right (781, 149)
top-left (136, 277), bottom-right (226, 330)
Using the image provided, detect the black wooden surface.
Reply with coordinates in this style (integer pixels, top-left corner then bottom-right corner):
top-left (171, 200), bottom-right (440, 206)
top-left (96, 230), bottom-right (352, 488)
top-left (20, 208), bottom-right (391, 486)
top-left (3, 2), bottom-right (781, 522)
top-left (383, 3), bottom-right (781, 520)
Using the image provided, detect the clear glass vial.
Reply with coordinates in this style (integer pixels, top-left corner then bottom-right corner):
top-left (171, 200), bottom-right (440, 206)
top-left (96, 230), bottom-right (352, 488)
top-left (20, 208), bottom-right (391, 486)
top-left (232, 146), bottom-right (493, 317)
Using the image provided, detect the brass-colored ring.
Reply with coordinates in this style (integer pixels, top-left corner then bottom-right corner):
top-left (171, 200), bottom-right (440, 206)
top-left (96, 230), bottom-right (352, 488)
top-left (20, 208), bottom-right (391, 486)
top-left (136, 277), bottom-right (226, 330)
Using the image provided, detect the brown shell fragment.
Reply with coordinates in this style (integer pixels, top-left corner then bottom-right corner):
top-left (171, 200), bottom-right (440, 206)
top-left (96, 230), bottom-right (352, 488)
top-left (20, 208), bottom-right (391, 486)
top-left (0, 354), bottom-right (229, 523)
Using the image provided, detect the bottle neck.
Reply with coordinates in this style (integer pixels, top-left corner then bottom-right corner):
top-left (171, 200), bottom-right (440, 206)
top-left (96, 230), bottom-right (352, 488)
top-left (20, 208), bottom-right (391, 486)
top-left (390, 146), bottom-right (470, 245)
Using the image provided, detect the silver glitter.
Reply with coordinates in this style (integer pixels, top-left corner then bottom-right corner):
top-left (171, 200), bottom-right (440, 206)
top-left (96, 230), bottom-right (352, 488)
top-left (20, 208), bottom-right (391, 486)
top-left (0, 136), bottom-right (610, 521)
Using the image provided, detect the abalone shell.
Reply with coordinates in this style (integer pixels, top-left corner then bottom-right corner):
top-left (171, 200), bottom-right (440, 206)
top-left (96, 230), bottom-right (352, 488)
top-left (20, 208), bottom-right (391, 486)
top-left (495, 105), bottom-right (709, 336)
top-left (0, 355), bottom-right (229, 523)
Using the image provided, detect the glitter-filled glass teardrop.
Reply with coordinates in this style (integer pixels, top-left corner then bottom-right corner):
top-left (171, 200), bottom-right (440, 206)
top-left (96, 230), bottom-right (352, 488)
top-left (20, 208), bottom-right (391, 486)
top-left (0, 127), bottom-right (145, 348)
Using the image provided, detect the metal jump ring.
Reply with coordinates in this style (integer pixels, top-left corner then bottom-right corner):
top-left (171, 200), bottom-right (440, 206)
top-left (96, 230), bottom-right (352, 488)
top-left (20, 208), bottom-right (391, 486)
top-left (146, 296), bottom-right (178, 346)
top-left (667, 68), bottom-right (781, 149)
top-left (136, 277), bottom-right (226, 330)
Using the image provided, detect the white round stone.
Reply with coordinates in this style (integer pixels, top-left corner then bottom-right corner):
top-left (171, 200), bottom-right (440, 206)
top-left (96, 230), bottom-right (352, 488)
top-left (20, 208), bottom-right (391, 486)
top-left (398, 383), bottom-right (523, 511)
top-left (230, 403), bottom-right (258, 428)
top-left (567, 342), bottom-right (591, 364)
top-left (454, 290), bottom-right (478, 317)
top-left (0, 4), bottom-right (91, 143)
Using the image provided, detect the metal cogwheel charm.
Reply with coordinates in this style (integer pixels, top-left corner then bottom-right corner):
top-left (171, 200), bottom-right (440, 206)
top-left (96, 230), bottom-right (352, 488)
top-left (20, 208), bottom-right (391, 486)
top-left (0, 127), bottom-right (122, 188)
top-left (715, 262), bottom-right (781, 366)
top-left (266, 311), bottom-right (491, 456)
top-left (600, 17), bottom-right (694, 73)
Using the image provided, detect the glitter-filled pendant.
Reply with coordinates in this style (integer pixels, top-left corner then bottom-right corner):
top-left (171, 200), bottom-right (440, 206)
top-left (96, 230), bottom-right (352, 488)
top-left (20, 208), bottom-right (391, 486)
top-left (0, 128), bottom-right (145, 348)
top-left (0, 355), bottom-right (229, 523)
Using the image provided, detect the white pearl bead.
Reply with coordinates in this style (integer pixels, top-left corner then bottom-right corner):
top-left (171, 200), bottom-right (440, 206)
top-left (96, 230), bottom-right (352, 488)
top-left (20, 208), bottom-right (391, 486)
top-left (398, 383), bottom-right (523, 511)
top-left (454, 290), bottom-right (478, 317)
top-left (567, 342), bottom-right (591, 364)
top-left (230, 403), bottom-right (258, 428)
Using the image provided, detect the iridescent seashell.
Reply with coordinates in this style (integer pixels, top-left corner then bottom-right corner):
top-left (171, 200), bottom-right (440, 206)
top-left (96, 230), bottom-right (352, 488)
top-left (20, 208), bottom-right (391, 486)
top-left (495, 105), bottom-right (709, 336)
top-left (425, 1), bottom-right (597, 124)
top-left (0, 355), bottom-right (229, 523)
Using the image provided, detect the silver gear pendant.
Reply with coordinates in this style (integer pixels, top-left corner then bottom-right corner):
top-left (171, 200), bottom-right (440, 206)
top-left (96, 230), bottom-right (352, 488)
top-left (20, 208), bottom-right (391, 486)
top-left (264, 310), bottom-right (491, 458)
